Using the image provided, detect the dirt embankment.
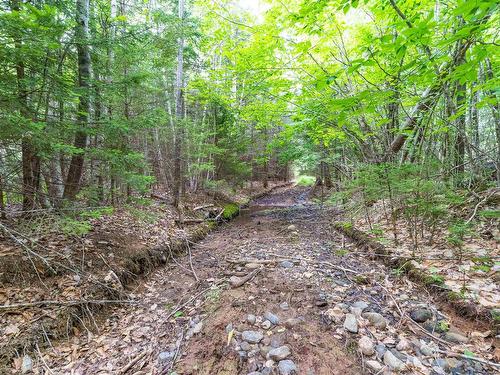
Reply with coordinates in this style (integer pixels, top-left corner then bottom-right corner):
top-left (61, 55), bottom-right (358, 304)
top-left (0, 182), bottom-right (290, 372)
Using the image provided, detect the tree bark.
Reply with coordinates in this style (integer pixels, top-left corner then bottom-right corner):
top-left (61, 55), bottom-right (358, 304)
top-left (0, 152), bottom-right (6, 220)
top-left (484, 58), bottom-right (500, 185)
top-left (172, 0), bottom-right (185, 208)
top-left (384, 85), bottom-right (441, 160)
top-left (64, 0), bottom-right (92, 200)
top-left (11, 0), bottom-right (38, 212)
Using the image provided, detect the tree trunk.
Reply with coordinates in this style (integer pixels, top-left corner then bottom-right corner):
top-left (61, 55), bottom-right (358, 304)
top-left (172, 0), bottom-right (185, 208)
top-left (384, 85), bottom-right (441, 160)
top-left (63, 0), bottom-right (91, 200)
top-left (484, 58), bottom-right (500, 186)
top-left (454, 52), bottom-right (466, 178)
top-left (0, 152), bottom-right (6, 220)
top-left (11, 0), bottom-right (37, 212)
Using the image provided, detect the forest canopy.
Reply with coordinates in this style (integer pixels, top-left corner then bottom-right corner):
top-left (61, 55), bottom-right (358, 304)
top-left (0, 0), bottom-right (498, 212)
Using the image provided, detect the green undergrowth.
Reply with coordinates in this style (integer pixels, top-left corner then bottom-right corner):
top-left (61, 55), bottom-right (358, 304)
top-left (126, 205), bottom-right (162, 224)
top-left (295, 175), bottom-right (315, 186)
top-left (223, 203), bottom-right (240, 219)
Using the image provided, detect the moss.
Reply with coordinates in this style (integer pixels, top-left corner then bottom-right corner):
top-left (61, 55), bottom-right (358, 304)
top-left (222, 203), bottom-right (239, 219)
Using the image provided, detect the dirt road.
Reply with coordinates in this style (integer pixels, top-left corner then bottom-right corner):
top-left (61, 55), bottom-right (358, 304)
top-left (34, 186), bottom-right (496, 374)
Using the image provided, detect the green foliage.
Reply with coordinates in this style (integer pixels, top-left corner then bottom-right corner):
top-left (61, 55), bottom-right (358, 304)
top-left (79, 207), bottom-right (114, 220)
top-left (57, 217), bottom-right (92, 237)
top-left (342, 163), bottom-right (474, 250)
top-left (295, 175), bottom-right (316, 186)
top-left (222, 203), bottom-right (239, 220)
top-left (437, 320), bottom-right (450, 332)
top-left (126, 206), bottom-right (161, 224)
top-left (425, 267), bottom-right (445, 285)
top-left (446, 221), bottom-right (472, 248)
top-left (471, 257), bottom-right (494, 273)
top-left (479, 210), bottom-right (500, 219)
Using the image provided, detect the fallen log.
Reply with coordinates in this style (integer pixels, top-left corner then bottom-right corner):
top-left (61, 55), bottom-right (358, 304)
top-left (175, 218), bottom-right (204, 225)
top-left (0, 299), bottom-right (137, 310)
top-left (150, 193), bottom-right (170, 203)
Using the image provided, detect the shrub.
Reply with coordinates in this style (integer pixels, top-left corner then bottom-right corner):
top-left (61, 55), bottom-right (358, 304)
top-left (295, 175), bottom-right (315, 186)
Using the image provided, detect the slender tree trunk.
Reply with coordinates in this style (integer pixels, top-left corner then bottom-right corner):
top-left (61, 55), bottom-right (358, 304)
top-left (385, 86), bottom-right (441, 160)
top-left (454, 53), bottom-right (467, 178)
top-left (0, 152), bottom-right (6, 220)
top-left (469, 83), bottom-right (479, 172)
top-left (64, 0), bottom-right (91, 200)
top-left (172, 0), bottom-right (185, 208)
top-left (484, 58), bottom-right (500, 185)
top-left (11, 0), bottom-right (37, 212)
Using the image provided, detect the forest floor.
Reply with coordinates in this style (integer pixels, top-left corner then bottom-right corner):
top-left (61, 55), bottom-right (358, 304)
top-left (0, 182), bottom-right (288, 373)
top-left (17, 185), bottom-right (498, 375)
top-left (349, 197), bottom-right (499, 313)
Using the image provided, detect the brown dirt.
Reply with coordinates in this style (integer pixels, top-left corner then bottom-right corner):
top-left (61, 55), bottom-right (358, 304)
top-left (0, 182), bottom-right (288, 372)
top-left (6, 185), bottom-right (498, 374)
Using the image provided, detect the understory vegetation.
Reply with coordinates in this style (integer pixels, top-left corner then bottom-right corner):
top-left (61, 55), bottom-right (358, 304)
top-left (0, 0), bottom-right (499, 373)
top-left (0, 0), bottom-right (498, 215)
top-left (0, 0), bottom-right (498, 314)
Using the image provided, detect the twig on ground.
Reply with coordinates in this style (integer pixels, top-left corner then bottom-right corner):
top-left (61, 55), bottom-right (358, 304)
top-left (165, 281), bottom-right (225, 321)
top-left (0, 299), bottom-right (137, 310)
top-left (376, 282), bottom-right (451, 346)
top-left (229, 267), bottom-right (262, 288)
top-left (119, 349), bottom-right (149, 374)
top-left (465, 189), bottom-right (496, 224)
top-left (166, 243), bottom-right (198, 280)
top-left (169, 330), bottom-right (185, 372)
top-left (185, 238), bottom-right (199, 282)
top-left (213, 208), bottom-right (225, 221)
top-left (35, 343), bottom-right (54, 374)
top-left (225, 258), bottom-right (278, 265)
top-left (193, 203), bottom-right (214, 211)
top-left (434, 348), bottom-right (500, 369)
top-left (407, 319), bottom-right (451, 347)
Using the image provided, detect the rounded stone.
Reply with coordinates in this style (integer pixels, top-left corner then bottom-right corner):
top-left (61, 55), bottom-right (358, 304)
top-left (410, 308), bottom-right (432, 323)
top-left (278, 359), bottom-right (297, 375)
top-left (343, 313), bottom-right (358, 333)
top-left (268, 345), bottom-right (291, 361)
top-left (242, 330), bottom-right (264, 344)
top-left (358, 336), bottom-right (375, 356)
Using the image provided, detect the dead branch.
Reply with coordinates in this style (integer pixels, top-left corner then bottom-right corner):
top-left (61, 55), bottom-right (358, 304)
top-left (175, 218), bottom-right (204, 224)
top-left (229, 267), bottom-right (262, 288)
top-left (150, 193), bottom-right (170, 203)
top-left (225, 258), bottom-right (278, 265)
top-left (193, 203), bottom-right (214, 211)
top-left (185, 238), bottom-right (199, 282)
top-left (119, 349), bottom-right (149, 374)
top-left (465, 189), bottom-right (496, 224)
top-left (434, 349), bottom-right (500, 369)
top-left (165, 281), bottom-right (225, 321)
top-left (407, 319), bottom-right (451, 347)
top-left (0, 299), bottom-right (137, 311)
top-left (214, 208), bottom-right (225, 221)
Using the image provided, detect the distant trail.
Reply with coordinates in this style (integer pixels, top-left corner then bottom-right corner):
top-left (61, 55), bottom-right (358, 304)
top-left (38, 186), bottom-right (495, 375)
